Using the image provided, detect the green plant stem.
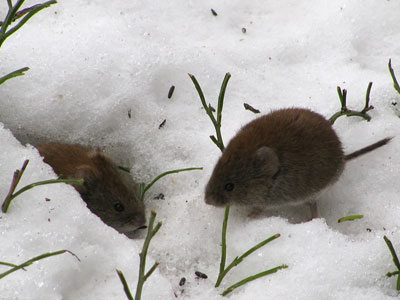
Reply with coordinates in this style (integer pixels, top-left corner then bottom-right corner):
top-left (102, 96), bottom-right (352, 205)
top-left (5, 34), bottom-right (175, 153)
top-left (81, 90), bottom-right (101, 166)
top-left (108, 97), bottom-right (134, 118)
top-left (387, 271), bottom-right (400, 277)
top-left (118, 166), bottom-right (131, 173)
top-left (1, 159), bottom-right (29, 212)
top-left (189, 73), bottom-right (222, 150)
top-left (224, 234), bottom-right (280, 278)
top-left (0, 261), bottom-right (26, 271)
top-left (215, 204), bottom-right (281, 288)
top-left (384, 235), bottom-right (400, 290)
top-left (2, 177), bottom-right (83, 213)
top-left (0, 250), bottom-right (79, 279)
top-left (0, 0), bottom-right (25, 43)
top-left (117, 211), bottom-right (162, 300)
top-left (388, 59), bottom-right (400, 95)
top-left (0, 3), bottom-right (39, 26)
top-left (140, 167), bottom-right (202, 200)
top-left (216, 232), bottom-right (281, 287)
top-left (5, 0), bottom-right (57, 39)
top-left (0, 67), bottom-right (29, 85)
top-left (0, 0), bottom-right (57, 48)
top-left (329, 84), bottom-right (373, 124)
top-left (362, 82), bottom-right (374, 113)
top-left (135, 210), bottom-right (162, 300)
top-left (337, 86), bottom-right (347, 110)
top-left (189, 73), bottom-right (231, 152)
top-left (330, 111), bottom-right (371, 123)
top-left (143, 262), bottom-right (160, 281)
top-left (384, 236), bottom-right (400, 270)
top-left (189, 74), bottom-right (218, 125)
top-left (209, 135), bottom-right (220, 147)
top-left (216, 205), bottom-right (230, 287)
top-left (216, 73), bottom-right (231, 148)
top-left (116, 269), bottom-right (134, 300)
top-left (0, 261), bottom-right (19, 268)
top-left (337, 214), bottom-right (364, 223)
top-left (221, 264), bottom-right (288, 296)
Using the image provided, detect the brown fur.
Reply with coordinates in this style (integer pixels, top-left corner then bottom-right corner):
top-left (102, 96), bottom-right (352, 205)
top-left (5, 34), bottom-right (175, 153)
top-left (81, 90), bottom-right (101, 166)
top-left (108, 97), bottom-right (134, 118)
top-left (37, 143), bottom-right (145, 238)
top-left (205, 108), bottom-right (391, 212)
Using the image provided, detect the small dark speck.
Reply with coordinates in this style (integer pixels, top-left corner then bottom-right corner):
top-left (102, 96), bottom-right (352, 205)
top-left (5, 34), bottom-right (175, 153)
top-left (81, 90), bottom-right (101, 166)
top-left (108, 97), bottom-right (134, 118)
top-left (392, 101), bottom-right (397, 106)
top-left (154, 193), bottom-right (165, 200)
top-left (242, 27), bottom-right (246, 34)
top-left (243, 103), bottom-right (260, 114)
top-left (211, 8), bottom-right (218, 16)
top-left (128, 109), bottom-right (132, 119)
top-left (179, 277), bottom-right (186, 286)
top-left (366, 228), bottom-right (372, 232)
top-left (168, 85), bottom-right (175, 99)
top-left (45, 198), bottom-right (51, 202)
top-left (159, 119), bottom-right (166, 129)
top-left (195, 271), bottom-right (208, 279)
top-left (48, 218), bottom-right (51, 222)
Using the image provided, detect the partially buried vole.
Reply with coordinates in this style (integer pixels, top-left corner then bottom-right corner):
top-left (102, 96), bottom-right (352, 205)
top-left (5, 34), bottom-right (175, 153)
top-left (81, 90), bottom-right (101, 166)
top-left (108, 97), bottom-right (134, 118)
top-left (205, 108), bottom-right (392, 219)
top-left (37, 143), bottom-right (146, 238)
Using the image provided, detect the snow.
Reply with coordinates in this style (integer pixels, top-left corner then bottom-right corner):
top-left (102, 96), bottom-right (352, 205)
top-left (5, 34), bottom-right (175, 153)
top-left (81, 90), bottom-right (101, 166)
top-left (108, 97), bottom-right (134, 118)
top-left (1, 0), bottom-right (400, 299)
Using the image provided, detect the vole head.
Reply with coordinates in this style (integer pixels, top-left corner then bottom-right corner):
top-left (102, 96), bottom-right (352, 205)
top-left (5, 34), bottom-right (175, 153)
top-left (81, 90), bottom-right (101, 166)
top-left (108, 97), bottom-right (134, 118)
top-left (70, 151), bottom-right (146, 238)
top-left (205, 146), bottom-right (281, 207)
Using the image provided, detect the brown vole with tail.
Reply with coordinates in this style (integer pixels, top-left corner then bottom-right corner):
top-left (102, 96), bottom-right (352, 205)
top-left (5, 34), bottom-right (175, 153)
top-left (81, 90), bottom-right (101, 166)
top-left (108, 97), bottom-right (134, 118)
top-left (205, 108), bottom-right (392, 219)
top-left (37, 143), bottom-right (146, 238)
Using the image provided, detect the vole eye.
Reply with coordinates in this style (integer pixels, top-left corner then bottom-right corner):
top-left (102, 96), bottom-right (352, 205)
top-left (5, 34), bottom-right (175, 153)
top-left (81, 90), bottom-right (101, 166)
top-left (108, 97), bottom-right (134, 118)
top-left (224, 183), bottom-right (234, 191)
top-left (114, 203), bottom-right (125, 212)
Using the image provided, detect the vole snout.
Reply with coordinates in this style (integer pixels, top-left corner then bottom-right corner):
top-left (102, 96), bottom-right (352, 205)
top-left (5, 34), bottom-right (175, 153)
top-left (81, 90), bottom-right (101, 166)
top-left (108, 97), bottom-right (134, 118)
top-left (37, 143), bottom-right (146, 238)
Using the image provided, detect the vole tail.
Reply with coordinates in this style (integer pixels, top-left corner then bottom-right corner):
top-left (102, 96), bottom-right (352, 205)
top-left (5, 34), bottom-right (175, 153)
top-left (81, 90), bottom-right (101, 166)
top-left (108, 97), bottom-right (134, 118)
top-left (345, 137), bottom-right (393, 161)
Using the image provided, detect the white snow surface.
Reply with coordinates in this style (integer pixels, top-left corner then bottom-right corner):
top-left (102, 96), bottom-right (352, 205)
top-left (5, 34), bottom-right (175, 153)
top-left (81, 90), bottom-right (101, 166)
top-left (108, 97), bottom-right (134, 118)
top-left (1, 0), bottom-right (400, 299)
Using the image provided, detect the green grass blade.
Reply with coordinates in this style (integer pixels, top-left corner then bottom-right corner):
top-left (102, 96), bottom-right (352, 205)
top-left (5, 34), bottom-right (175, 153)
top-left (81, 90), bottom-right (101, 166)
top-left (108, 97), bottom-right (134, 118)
top-left (5, 1), bottom-right (57, 39)
top-left (221, 264), bottom-right (288, 296)
top-left (116, 269), bottom-right (134, 300)
top-left (384, 236), bottom-right (400, 270)
top-left (0, 67), bottom-right (29, 85)
top-left (0, 250), bottom-right (79, 279)
top-left (2, 178), bottom-right (83, 213)
top-left (215, 205), bottom-right (230, 287)
top-left (389, 59), bottom-right (400, 94)
top-left (220, 233), bottom-right (281, 284)
top-left (337, 214), bottom-right (364, 223)
top-left (141, 167), bottom-right (202, 200)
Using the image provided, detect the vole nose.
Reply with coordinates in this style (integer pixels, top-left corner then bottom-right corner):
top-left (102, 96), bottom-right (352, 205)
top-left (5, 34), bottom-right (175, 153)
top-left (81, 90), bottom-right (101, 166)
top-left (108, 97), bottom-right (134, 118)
top-left (204, 196), bottom-right (216, 205)
top-left (136, 214), bottom-right (146, 226)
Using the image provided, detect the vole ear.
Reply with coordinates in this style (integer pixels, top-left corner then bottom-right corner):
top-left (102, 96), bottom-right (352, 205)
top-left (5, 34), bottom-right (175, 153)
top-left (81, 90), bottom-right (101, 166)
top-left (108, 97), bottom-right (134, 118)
top-left (68, 166), bottom-right (97, 194)
top-left (253, 146), bottom-right (280, 177)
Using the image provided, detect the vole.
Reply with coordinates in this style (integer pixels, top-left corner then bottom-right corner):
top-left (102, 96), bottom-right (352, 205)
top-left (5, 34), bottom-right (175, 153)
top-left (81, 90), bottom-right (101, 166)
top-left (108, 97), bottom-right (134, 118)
top-left (205, 108), bottom-right (392, 219)
top-left (37, 143), bottom-right (146, 238)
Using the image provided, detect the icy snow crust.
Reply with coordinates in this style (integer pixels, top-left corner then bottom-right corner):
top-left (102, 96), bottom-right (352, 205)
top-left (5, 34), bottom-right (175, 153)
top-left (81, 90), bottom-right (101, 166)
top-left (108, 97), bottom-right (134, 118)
top-left (0, 0), bottom-right (400, 299)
